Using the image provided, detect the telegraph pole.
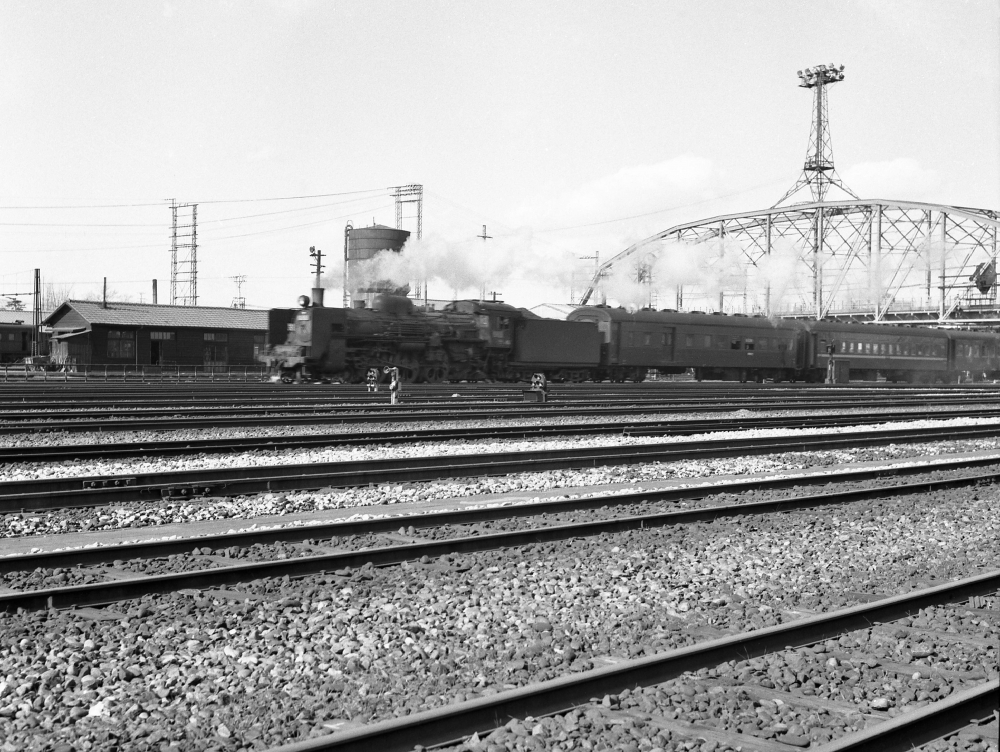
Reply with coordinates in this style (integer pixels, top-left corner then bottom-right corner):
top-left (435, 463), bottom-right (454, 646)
top-left (230, 275), bottom-right (247, 309)
top-left (477, 224), bottom-right (492, 302)
top-left (310, 246), bottom-right (325, 306)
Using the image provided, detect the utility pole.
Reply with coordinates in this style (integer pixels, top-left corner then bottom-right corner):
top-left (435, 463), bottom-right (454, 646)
top-left (231, 275), bottom-right (247, 309)
top-left (310, 246), bottom-right (325, 306)
top-left (343, 223), bottom-right (352, 309)
top-left (478, 224), bottom-right (492, 302)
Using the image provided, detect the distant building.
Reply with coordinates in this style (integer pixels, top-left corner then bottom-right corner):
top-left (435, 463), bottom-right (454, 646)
top-left (44, 300), bottom-right (268, 367)
top-left (0, 310), bottom-right (49, 363)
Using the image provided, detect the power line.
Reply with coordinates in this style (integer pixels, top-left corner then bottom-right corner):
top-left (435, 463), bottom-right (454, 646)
top-left (0, 187), bottom-right (388, 210)
top-left (0, 202), bottom-right (394, 254)
top-left (532, 177), bottom-right (794, 233)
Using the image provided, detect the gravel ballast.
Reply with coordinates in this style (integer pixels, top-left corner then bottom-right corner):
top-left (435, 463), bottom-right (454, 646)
top-left (2, 416), bottom-right (999, 483)
top-left (0, 487), bottom-right (996, 751)
top-left (3, 438), bottom-right (999, 542)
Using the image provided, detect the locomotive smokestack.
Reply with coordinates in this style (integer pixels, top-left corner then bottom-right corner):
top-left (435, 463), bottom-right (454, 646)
top-left (311, 287), bottom-right (324, 307)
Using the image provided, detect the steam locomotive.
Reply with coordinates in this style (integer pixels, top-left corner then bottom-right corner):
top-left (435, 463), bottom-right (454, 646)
top-left (259, 294), bottom-right (1000, 384)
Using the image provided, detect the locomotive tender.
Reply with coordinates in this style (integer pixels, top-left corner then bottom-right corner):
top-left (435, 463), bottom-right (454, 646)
top-left (260, 294), bottom-right (1000, 384)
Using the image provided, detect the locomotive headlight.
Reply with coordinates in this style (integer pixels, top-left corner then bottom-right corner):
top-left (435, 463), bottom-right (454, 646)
top-left (298, 295), bottom-right (311, 308)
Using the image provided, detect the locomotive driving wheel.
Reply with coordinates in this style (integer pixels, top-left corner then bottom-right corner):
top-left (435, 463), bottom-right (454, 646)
top-left (394, 355), bottom-right (420, 382)
top-left (418, 348), bottom-right (451, 384)
top-left (419, 363), bottom-right (450, 383)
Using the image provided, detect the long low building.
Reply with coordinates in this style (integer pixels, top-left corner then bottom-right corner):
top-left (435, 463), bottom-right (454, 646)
top-left (44, 300), bottom-right (269, 367)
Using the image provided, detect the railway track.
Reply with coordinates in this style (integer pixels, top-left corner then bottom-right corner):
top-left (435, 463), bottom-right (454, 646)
top-left (3, 421), bottom-right (1000, 513)
top-left (1, 459), bottom-right (997, 611)
top-left (275, 571), bottom-right (998, 752)
top-left (3, 407), bottom-right (999, 463)
top-left (1, 440), bottom-right (994, 752)
top-left (0, 397), bottom-right (993, 434)
top-left (1, 383), bottom-right (997, 431)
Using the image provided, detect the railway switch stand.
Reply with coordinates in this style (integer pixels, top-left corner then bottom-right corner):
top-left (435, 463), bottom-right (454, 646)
top-left (384, 366), bottom-right (401, 405)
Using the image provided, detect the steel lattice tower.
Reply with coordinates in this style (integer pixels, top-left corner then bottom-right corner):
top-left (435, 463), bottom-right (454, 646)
top-left (392, 184), bottom-right (423, 298)
top-left (774, 64), bottom-right (858, 207)
top-left (169, 200), bottom-right (199, 306)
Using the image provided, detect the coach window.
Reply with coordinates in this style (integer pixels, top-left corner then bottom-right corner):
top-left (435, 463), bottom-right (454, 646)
top-left (107, 330), bottom-right (135, 358)
top-left (730, 338), bottom-right (741, 350)
top-left (745, 338), bottom-right (755, 351)
top-left (685, 334), bottom-right (694, 348)
top-left (627, 332), bottom-right (634, 348)
top-left (704, 335), bottom-right (712, 348)
top-left (644, 333), bottom-right (651, 347)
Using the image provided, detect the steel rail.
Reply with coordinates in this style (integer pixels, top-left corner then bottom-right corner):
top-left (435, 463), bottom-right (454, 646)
top-left (0, 389), bottom-right (985, 408)
top-left (817, 680), bottom-right (999, 752)
top-left (2, 470), bottom-right (996, 610)
top-left (265, 571), bottom-right (1000, 752)
top-left (3, 422), bottom-right (1000, 513)
top-left (2, 407), bottom-right (997, 463)
top-left (0, 397), bottom-right (993, 435)
top-left (0, 394), bottom-right (982, 419)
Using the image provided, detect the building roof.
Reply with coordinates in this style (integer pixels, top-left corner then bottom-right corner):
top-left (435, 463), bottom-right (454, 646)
top-left (44, 300), bottom-right (269, 330)
top-left (0, 310), bottom-right (51, 325)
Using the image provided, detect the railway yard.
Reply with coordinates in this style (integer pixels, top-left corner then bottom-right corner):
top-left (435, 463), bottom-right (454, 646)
top-left (0, 381), bottom-right (997, 752)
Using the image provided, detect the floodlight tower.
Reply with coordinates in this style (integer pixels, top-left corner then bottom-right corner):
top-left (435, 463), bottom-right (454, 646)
top-left (774, 64), bottom-right (858, 206)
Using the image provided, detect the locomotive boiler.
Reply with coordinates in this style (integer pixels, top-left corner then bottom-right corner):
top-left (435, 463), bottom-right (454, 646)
top-left (260, 294), bottom-right (601, 383)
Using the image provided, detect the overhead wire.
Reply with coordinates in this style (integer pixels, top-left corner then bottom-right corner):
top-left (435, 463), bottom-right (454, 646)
top-left (0, 186), bottom-right (389, 210)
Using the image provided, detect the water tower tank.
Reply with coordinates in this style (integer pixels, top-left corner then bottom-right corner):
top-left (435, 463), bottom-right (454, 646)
top-left (346, 224), bottom-right (412, 306)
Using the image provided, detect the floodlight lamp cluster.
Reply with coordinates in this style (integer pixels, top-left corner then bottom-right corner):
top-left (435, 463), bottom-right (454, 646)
top-left (797, 64), bottom-right (845, 87)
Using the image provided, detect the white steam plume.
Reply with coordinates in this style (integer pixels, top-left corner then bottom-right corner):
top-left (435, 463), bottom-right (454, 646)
top-left (330, 229), bottom-right (580, 300)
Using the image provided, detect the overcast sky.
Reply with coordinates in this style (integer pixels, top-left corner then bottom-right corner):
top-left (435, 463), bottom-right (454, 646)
top-left (1, 0), bottom-right (997, 309)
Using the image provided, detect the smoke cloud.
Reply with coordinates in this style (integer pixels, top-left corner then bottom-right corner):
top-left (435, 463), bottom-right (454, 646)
top-left (595, 234), bottom-right (811, 313)
top-left (331, 229), bottom-right (580, 300)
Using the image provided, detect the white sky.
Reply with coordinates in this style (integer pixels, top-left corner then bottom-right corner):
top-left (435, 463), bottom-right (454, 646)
top-left (1, 0), bottom-right (998, 309)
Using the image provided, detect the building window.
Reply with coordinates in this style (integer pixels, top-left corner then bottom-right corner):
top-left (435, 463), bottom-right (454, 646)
top-left (204, 344), bottom-right (228, 365)
top-left (204, 332), bottom-right (228, 342)
top-left (107, 330), bottom-right (135, 359)
top-left (151, 331), bottom-right (175, 341)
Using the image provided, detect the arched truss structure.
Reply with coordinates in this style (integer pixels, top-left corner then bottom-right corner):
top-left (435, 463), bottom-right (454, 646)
top-left (581, 200), bottom-right (1000, 325)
